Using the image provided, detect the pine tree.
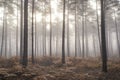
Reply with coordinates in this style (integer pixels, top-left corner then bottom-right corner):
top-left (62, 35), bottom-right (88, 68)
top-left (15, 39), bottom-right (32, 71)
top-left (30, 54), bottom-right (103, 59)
top-left (62, 0), bottom-right (66, 64)
top-left (22, 0), bottom-right (28, 67)
top-left (101, 0), bottom-right (107, 72)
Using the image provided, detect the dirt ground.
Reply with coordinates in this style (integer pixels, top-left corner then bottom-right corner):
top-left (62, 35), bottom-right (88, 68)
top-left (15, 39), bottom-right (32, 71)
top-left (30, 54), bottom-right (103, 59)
top-left (0, 57), bottom-right (120, 80)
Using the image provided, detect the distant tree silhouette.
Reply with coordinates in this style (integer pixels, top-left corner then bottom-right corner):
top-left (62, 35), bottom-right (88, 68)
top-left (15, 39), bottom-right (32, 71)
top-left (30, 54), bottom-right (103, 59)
top-left (16, 0), bottom-right (19, 56)
top-left (0, 2), bottom-right (6, 57)
top-left (4, 2), bottom-right (7, 58)
top-left (75, 0), bottom-right (77, 57)
top-left (49, 0), bottom-right (52, 56)
top-left (67, 0), bottom-right (70, 57)
top-left (82, 0), bottom-right (85, 58)
top-left (20, 0), bottom-right (23, 64)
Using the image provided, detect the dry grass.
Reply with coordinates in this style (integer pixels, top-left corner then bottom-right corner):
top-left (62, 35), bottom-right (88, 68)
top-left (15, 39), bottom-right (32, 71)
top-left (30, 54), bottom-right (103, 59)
top-left (0, 57), bottom-right (119, 80)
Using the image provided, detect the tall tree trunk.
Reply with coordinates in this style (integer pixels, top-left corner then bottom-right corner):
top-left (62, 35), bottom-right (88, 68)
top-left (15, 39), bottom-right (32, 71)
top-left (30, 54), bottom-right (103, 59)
top-left (78, 25), bottom-right (81, 57)
top-left (67, 0), bottom-right (70, 57)
top-left (77, 0), bottom-right (81, 57)
top-left (0, 2), bottom-right (6, 56)
top-left (93, 34), bottom-right (96, 57)
top-left (84, 4), bottom-right (88, 58)
top-left (101, 0), bottom-right (107, 72)
top-left (22, 0), bottom-right (28, 67)
top-left (9, 26), bottom-right (12, 58)
top-left (85, 17), bottom-right (88, 57)
top-left (62, 0), bottom-right (66, 64)
top-left (44, 4), bottom-right (47, 56)
top-left (75, 0), bottom-right (77, 57)
top-left (42, 19), bottom-right (44, 56)
top-left (82, 0), bottom-right (85, 58)
top-left (42, 4), bottom-right (45, 56)
top-left (20, 0), bottom-right (23, 63)
top-left (5, 6), bottom-right (7, 58)
top-left (16, 0), bottom-right (19, 57)
top-left (44, 24), bottom-right (46, 56)
top-left (55, 20), bottom-right (58, 56)
top-left (56, 30), bottom-right (58, 56)
top-left (35, 8), bottom-right (37, 62)
top-left (31, 0), bottom-right (35, 64)
top-left (49, 0), bottom-right (52, 56)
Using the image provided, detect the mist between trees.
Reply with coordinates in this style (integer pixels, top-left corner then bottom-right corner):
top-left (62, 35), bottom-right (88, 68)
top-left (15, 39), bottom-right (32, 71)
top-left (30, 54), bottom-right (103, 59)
top-left (0, 0), bottom-right (120, 72)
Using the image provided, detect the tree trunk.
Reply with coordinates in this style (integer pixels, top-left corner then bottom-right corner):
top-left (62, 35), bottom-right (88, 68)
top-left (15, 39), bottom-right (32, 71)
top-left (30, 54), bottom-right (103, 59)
top-left (93, 34), bottom-right (96, 57)
top-left (20, 0), bottom-right (23, 63)
top-left (31, 0), bottom-right (35, 64)
top-left (101, 0), bottom-right (107, 72)
top-left (62, 0), bottom-right (66, 64)
top-left (82, 0), bottom-right (85, 58)
top-left (16, 0), bottom-right (19, 57)
top-left (44, 4), bottom-right (47, 56)
top-left (77, 0), bottom-right (81, 57)
top-left (42, 4), bottom-right (45, 56)
top-left (9, 26), bottom-right (12, 58)
top-left (49, 0), bottom-right (52, 56)
top-left (85, 17), bottom-right (88, 57)
top-left (55, 0), bottom-right (59, 56)
top-left (0, 2), bottom-right (6, 57)
top-left (22, 0), bottom-right (28, 67)
top-left (67, 0), bottom-right (70, 57)
top-left (35, 8), bottom-right (37, 62)
top-left (75, 0), bottom-right (77, 57)
top-left (5, 6), bottom-right (7, 58)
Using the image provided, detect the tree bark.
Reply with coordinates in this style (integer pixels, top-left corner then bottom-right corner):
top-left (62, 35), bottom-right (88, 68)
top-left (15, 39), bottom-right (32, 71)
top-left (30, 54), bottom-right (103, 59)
top-left (62, 0), bottom-right (66, 64)
top-left (31, 0), bottom-right (35, 64)
top-left (22, 0), bottom-right (28, 67)
top-left (67, 0), bottom-right (70, 57)
top-left (101, 0), bottom-right (107, 72)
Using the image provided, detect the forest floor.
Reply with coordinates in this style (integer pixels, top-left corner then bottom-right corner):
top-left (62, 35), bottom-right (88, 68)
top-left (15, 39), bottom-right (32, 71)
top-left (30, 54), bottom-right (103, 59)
top-left (0, 57), bottom-right (120, 80)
